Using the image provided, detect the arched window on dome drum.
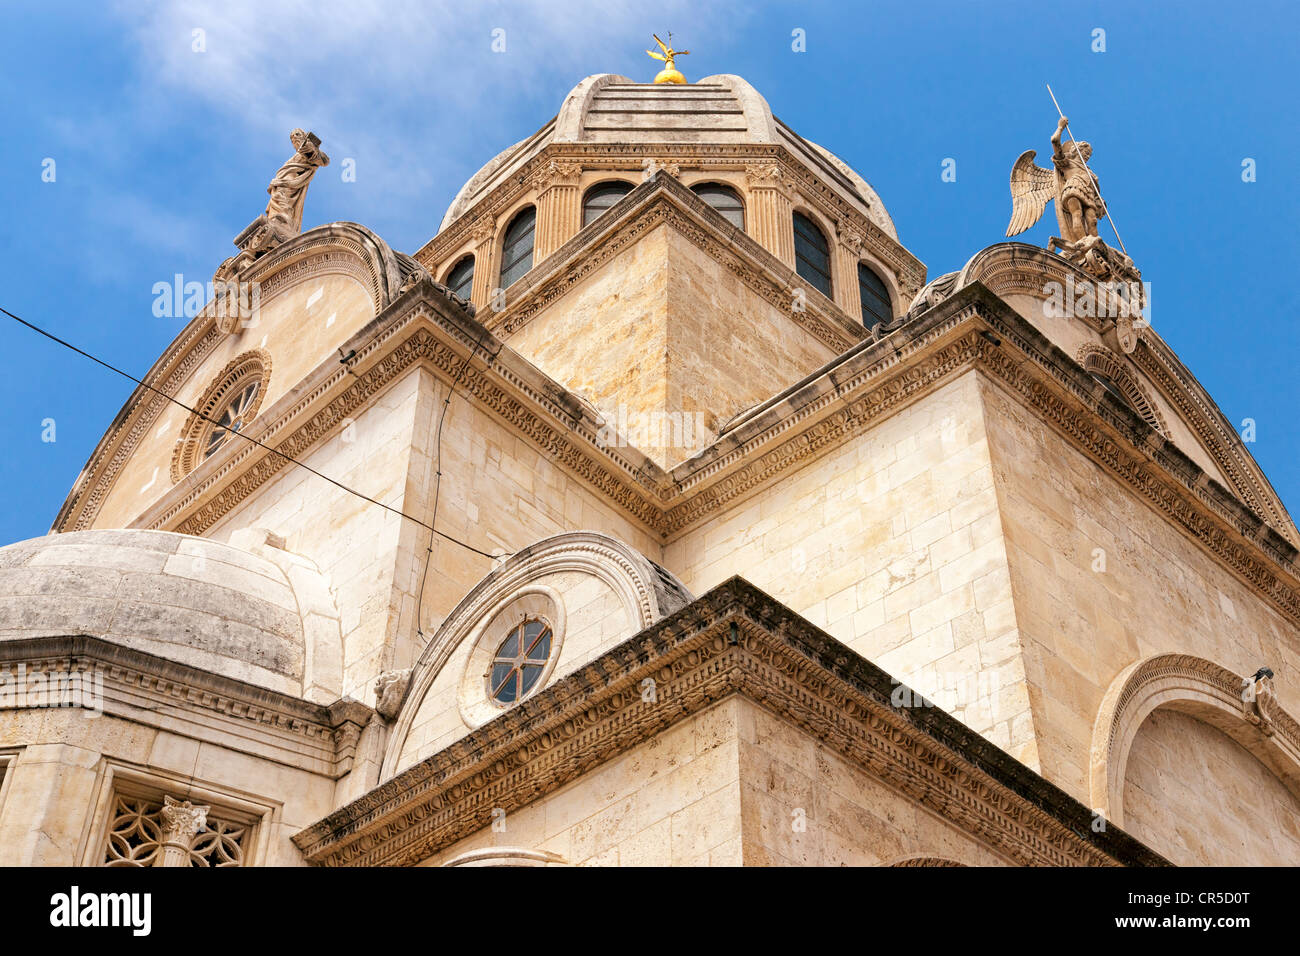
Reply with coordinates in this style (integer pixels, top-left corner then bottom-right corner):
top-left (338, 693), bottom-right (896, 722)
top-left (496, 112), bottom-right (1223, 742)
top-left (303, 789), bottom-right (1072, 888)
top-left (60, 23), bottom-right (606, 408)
top-left (691, 182), bottom-right (745, 229)
top-left (857, 262), bottom-right (891, 331)
top-left (582, 181), bottom-right (634, 227)
top-left (498, 206), bottom-right (536, 289)
top-left (445, 254), bottom-right (474, 301)
top-left (793, 212), bottom-right (832, 298)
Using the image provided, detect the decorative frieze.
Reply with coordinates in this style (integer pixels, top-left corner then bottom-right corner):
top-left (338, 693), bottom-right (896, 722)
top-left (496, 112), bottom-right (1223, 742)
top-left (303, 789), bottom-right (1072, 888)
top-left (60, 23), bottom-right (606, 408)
top-left (291, 578), bottom-right (1165, 867)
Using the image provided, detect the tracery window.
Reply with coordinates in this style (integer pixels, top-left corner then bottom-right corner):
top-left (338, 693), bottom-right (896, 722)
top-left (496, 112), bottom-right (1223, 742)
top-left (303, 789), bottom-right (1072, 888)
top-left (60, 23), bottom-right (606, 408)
top-left (103, 794), bottom-right (248, 867)
top-left (498, 206), bottom-right (536, 288)
top-left (203, 379), bottom-right (259, 460)
top-left (171, 350), bottom-right (270, 481)
top-left (582, 181), bottom-right (635, 227)
top-left (487, 618), bottom-right (553, 706)
top-left (858, 262), bottom-right (891, 331)
top-left (691, 182), bottom-right (745, 229)
top-left (793, 212), bottom-right (832, 298)
top-left (445, 254), bottom-right (474, 300)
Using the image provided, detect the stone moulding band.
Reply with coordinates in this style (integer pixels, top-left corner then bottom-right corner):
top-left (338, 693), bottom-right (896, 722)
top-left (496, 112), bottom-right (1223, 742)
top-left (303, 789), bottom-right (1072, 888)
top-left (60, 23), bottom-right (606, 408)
top-left (57, 248), bottom-right (1300, 636)
top-left (0, 634), bottom-right (373, 778)
top-left (290, 578), bottom-right (1165, 867)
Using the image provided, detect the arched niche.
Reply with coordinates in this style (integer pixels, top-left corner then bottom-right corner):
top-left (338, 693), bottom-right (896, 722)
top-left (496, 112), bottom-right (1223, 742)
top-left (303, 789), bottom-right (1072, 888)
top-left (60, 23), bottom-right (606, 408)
top-left (1090, 653), bottom-right (1300, 831)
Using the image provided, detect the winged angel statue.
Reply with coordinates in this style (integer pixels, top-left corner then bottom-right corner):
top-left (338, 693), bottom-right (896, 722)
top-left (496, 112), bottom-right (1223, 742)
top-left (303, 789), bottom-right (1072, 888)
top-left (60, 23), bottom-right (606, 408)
top-left (1006, 116), bottom-right (1140, 289)
top-left (1008, 113), bottom-right (1144, 348)
top-left (1007, 116), bottom-right (1104, 243)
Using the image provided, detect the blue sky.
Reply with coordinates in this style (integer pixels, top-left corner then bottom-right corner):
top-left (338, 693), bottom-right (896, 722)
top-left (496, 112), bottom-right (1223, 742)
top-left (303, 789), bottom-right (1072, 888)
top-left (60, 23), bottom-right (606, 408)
top-left (0, 0), bottom-right (1295, 546)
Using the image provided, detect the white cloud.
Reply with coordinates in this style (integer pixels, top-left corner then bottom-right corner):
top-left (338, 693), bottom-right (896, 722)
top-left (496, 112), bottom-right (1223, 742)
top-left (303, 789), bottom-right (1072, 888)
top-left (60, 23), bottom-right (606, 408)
top-left (113, 0), bottom-right (733, 218)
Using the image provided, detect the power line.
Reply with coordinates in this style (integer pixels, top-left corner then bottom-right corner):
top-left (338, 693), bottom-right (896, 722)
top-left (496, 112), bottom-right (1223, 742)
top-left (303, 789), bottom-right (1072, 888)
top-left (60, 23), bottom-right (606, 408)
top-left (0, 303), bottom-right (502, 561)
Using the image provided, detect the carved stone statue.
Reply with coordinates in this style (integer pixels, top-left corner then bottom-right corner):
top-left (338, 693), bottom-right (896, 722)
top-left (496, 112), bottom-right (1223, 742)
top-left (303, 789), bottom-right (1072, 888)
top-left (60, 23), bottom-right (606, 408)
top-left (265, 129), bottom-right (330, 243)
top-left (214, 130), bottom-right (329, 286)
top-left (1005, 115), bottom-right (1142, 298)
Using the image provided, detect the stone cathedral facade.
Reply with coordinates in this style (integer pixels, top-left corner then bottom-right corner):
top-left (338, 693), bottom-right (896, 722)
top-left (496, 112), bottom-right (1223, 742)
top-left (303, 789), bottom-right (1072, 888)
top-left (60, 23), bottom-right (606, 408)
top-left (1, 73), bottom-right (1297, 867)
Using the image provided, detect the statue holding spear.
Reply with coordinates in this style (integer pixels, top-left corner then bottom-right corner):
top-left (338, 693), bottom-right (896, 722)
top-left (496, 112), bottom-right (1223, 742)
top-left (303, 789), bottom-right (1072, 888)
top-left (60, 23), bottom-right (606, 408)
top-left (1005, 86), bottom-right (1143, 341)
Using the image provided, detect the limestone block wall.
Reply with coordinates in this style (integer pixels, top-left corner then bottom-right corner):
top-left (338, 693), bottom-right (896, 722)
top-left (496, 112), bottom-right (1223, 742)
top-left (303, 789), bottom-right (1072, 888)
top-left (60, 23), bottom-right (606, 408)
top-left (207, 368), bottom-right (428, 701)
top-left (502, 221), bottom-right (836, 468)
top-left (208, 366), bottom-right (661, 705)
top-left (413, 698), bottom-right (1006, 867)
top-left (977, 373), bottom-right (1300, 807)
top-left (662, 228), bottom-right (837, 458)
top-left (502, 225), bottom-right (670, 454)
top-left (1122, 709), bottom-right (1300, 865)
top-left (94, 274), bottom-right (376, 529)
top-left (665, 372), bottom-right (1039, 769)
top-left (736, 699), bottom-right (1009, 866)
top-left (0, 709), bottom-right (334, 866)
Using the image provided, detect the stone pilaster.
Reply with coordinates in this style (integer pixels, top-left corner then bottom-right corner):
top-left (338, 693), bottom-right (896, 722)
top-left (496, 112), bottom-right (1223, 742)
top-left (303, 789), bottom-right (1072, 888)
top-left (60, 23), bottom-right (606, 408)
top-left (833, 221), bottom-right (866, 322)
top-left (468, 218), bottom-right (497, 310)
top-left (154, 795), bottom-right (209, 867)
top-left (745, 163), bottom-right (795, 268)
top-left (533, 160), bottom-right (583, 261)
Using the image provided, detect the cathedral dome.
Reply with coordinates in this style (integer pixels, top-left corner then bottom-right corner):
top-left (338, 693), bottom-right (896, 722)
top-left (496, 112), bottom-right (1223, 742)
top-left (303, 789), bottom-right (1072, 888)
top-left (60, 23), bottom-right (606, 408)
top-left (0, 529), bottom-right (311, 697)
top-left (439, 73), bottom-right (898, 240)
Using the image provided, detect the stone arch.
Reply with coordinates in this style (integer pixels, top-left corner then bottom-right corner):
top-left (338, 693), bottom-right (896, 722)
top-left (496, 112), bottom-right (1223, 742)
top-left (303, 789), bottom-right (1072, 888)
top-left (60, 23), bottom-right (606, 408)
top-left (380, 531), bottom-right (691, 780)
top-left (227, 221), bottom-right (415, 317)
top-left (52, 221), bottom-right (433, 533)
top-left (441, 847), bottom-right (569, 867)
top-left (1076, 344), bottom-right (1167, 434)
top-left (1090, 653), bottom-right (1300, 829)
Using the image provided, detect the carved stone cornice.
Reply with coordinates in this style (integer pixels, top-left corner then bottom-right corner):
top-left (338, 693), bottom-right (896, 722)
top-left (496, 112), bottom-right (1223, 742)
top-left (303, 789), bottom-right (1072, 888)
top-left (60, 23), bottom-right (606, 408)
top-left (968, 288), bottom-right (1300, 615)
top-left (85, 271), bottom-right (1300, 635)
top-left (944, 242), bottom-right (1297, 546)
top-left (291, 578), bottom-right (1166, 867)
top-left (534, 158), bottom-right (583, 191)
top-left (1132, 335), bottom-right (1295, 543)
top-left (128, 299), bottom-right (668, 538)
top-left (0, 635), bottom-right (373, 778)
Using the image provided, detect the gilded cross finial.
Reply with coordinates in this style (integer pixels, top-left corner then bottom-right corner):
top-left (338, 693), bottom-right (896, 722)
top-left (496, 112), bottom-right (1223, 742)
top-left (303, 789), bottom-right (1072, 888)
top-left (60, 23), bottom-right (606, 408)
top-left (646, 32), bottom-right (689, 84)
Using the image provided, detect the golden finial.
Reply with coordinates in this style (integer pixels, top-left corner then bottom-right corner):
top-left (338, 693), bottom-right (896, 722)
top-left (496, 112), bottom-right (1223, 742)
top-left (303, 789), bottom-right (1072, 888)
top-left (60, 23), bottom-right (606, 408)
top-left (646, 32), bottom-right (689, 84)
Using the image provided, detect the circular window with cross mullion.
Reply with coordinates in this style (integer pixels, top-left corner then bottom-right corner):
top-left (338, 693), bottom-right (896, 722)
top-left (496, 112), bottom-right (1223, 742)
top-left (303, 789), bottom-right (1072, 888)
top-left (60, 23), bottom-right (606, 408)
top-left (487, 618), bottom-right (553, 706)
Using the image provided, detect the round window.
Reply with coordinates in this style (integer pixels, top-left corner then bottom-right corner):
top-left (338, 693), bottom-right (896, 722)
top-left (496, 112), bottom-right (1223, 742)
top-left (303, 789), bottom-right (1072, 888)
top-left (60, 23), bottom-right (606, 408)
top-left (487, 618), bottom-right (553, 706)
